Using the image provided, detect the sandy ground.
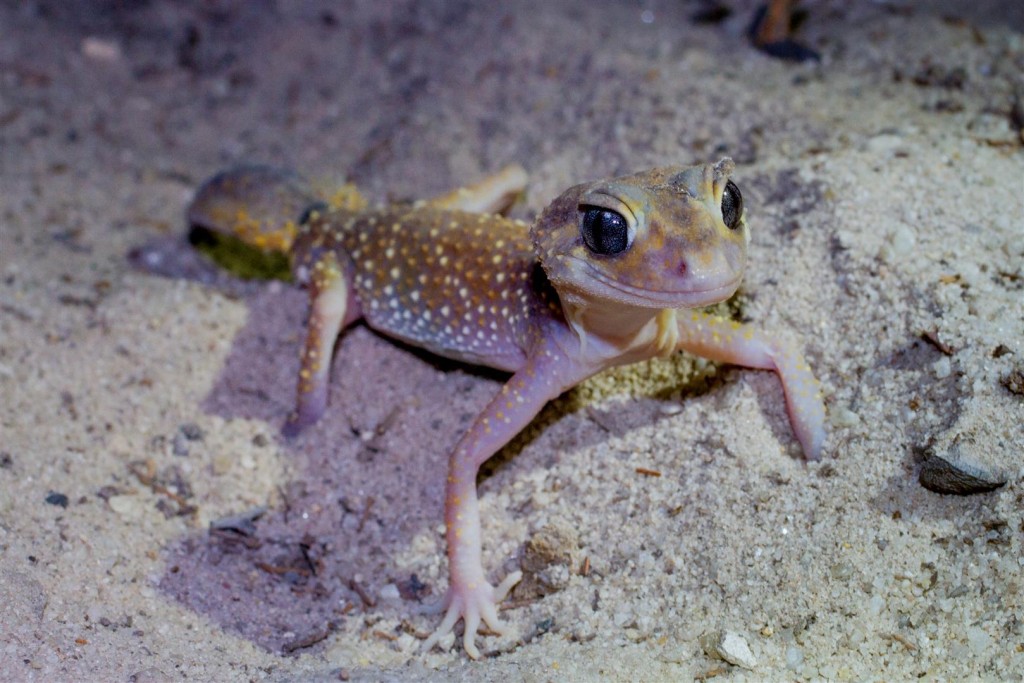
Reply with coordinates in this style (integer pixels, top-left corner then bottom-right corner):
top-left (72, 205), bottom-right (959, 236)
top-left (1, 1), bottom-right (1022, 680)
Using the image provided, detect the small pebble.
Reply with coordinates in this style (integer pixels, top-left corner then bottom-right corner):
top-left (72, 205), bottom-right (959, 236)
top-left (108, 495), bottom-right (146, 520)
top-left (717, 632), bottom-right (757, 669)
top-left (933, 357), bottom-right (952, 379)
top-left (45, 491), bottom-right (69, 508)
top-left (179, 423), bottom-right (205, 441)
top-left (868, 594), bottom-right (885, 616)
top-left (785, 644), bottom-right (804, 670)
top-left (919, 454), bottom-right (1004, 495)
top-left (701, 630), bottom-right (758, 670)
top-left (81, 37), bottom-right (122, 62)
top-left (865, 132), bottom-right (907, 155)
top-left (516, 521), bottom-right (580, 599)
top-left (658, 402), bottom-right (683, 416)
top-left (966, 625), bottom-right (992, 654)
top-left (918, 411), bottom-right (1008, 495)
top-left (890, 224), bottom-right (916, 254)
top-left (1001, 368), bottom-right (1024, 395)
top-left (129, 668), bottom-right (170, 683)
top-left (830, 405), bottom-right (860, 428)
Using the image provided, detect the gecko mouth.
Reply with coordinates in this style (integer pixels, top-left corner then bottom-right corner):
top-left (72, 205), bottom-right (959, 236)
top-left (576, 260), bottom-right (742, 308)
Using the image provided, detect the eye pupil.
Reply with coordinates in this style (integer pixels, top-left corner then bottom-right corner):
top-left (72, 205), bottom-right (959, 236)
top-left (581, 208), bottom-right (629, 255)
top-left (721, 180), bottom-right (743, 230)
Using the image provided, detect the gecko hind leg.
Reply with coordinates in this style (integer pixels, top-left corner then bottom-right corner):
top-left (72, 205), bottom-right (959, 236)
top-left (426, 164), bottom-right (529, 215)
top-left (282, 251), bottom-right (361, 437)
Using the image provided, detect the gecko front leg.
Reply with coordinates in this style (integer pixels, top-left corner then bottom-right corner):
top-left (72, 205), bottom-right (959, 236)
top-left (422, 338), bottom-right (585, 658)
top-left (675, 310), bottom-right (826, 460)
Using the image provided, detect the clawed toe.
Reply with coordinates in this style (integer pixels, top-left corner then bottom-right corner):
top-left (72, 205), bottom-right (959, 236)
top-left (421, 572), bottom-right (522, 658)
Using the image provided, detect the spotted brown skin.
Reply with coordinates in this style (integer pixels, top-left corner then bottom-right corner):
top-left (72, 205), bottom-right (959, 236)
top-left (293, 205), bottom-right (559, 372)
top-left (187, 159), bottom-right (825, 658)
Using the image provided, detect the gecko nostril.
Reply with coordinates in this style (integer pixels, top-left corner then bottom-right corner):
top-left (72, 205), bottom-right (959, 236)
top-left (678, 259), bottom-right (687, 276)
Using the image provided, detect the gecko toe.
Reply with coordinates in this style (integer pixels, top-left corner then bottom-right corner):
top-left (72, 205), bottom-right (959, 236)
top-left (494, 570), bottom-right (522, 602)
top-left (462, 609), bottom-right (483, 659)
top-left (421, 602), bottom-right (461, 652)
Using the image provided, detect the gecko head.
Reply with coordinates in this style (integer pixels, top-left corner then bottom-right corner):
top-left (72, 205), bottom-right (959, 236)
top-left (531, 158), bottom-right (748, 311)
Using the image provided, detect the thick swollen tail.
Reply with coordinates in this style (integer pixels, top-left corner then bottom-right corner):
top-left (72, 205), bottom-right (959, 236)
top-left (187, 166), bottom-right (319, 254)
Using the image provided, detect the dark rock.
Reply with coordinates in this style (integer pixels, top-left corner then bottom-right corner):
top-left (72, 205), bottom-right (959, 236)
top-left (45, 491), bottom-right (69, 508)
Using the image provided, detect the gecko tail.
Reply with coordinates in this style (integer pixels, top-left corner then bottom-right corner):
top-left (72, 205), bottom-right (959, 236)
top-left (187, 165), bottom-right (318, 254)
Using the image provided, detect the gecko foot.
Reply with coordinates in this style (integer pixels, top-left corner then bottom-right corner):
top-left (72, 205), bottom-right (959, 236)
top-left (281, 396), bottom-right (327, 437)
top-left (420, 570), bottom-right (522, 659)
top-left (281, 411), bottom-right (315, 438)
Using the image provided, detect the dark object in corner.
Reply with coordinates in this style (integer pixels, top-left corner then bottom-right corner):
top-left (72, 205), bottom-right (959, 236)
top-left (749, 0), bottom-right (821, 63)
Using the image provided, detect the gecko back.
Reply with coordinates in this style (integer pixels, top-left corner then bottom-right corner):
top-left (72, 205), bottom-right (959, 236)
top-left (186, 164), bottom-right (555, 372)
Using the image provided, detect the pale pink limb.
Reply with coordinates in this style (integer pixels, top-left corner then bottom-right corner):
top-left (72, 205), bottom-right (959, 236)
top-left (675, 310), bottom-right (825, 460)
top-left (422, 337), bottom-right (585, 658)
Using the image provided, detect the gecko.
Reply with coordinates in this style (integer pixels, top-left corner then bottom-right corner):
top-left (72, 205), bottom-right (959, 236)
top-left (186, 158), bottom-right (826, 658)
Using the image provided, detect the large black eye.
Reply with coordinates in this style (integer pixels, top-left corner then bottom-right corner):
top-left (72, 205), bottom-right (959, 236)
top-left (581, 207), bottom-right (630, 255)
top-left (721, 180), bottom-right (743, 230)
